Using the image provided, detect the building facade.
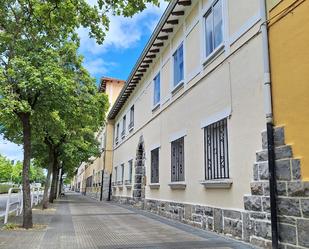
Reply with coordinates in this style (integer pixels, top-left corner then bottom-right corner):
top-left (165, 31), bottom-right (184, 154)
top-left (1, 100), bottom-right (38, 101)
top-left (73, 77), bottom-right (125, 200)
top-left (107, 0), bottom-right (309, 248)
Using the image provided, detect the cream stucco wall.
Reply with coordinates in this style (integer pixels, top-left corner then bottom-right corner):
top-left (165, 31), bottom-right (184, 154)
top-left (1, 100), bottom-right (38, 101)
top-left (112, 0), bottom-right (265, 209)
top-left (77, 79), bottom-right (124, 193)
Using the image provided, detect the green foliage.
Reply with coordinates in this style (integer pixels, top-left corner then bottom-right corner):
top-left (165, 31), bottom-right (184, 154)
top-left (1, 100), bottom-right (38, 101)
top-left (0, 184), bottom-right (13, 194)
top-left (0, 155), bottom-right (45, 184)
top-left (0, 0), bottom-right (161, 226)
top-left (0, 155), bottom-right (13, 182)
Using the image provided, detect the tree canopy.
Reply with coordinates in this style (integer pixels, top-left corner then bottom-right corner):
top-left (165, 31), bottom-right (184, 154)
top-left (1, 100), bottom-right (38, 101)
top-left (0, 0), bottom-right (161, 229)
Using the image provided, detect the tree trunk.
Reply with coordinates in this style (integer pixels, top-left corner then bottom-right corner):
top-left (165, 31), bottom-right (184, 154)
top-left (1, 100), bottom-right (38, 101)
top-left (20, 113), bottom-right (33, 229)
top-left (49, 157), bottom-right (59, 203)
top-left (42, 145), bottom-right (54, 209)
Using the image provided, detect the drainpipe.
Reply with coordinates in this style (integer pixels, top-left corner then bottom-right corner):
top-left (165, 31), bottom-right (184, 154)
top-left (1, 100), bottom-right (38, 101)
top-left (260, 0), bottom-right (279, 248)
top-left (100, 169), bottom-right (104, 201)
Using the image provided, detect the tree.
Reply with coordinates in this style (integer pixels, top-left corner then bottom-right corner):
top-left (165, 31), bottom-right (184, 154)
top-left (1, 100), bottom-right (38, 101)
top-left (0, 155), bottom-right (13, 182)
top-left (0, 0), bottom-right (160, 229)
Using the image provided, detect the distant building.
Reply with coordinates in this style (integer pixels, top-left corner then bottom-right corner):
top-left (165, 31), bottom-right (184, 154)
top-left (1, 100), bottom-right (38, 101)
top-left (72, 77), bottom-right (124, 199)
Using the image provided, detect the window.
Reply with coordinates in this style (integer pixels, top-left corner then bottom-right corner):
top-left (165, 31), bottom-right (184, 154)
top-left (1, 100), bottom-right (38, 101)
top-left (129, 105), bottom-right (134, 130)
top-left (122, 115), bottom-right (126, 137)
top-left (128, 160), bottom-right (133, 183)
top-left (204, 118), bottom-right (229, 180)
top-left (205, 0), bottom-right (223, 57)
top-left (171, 137), bottom-right (185, 182)
top-left (121, 164), bottom-right (124, 184)
top-left (114, 166), bottom-right (118, 183)
top-left (173, 43), bottom-right (184, 87)
top-left (115, 123), bottom-right (119, 143)
top-left (151, 148), bottom-right (159, 183)
top-left (153, 73), bottom-right (160, 106)
top-left (86, 176), bottom-right (92, 187)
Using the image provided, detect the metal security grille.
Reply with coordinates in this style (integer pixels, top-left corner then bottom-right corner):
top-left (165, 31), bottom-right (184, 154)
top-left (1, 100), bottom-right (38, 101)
top-left (151, 148), bottom-right (159, 183)
top-left (171, 137), bottom-right (184, 182)
top-left (204, 118), bottom-right (229, 180)
top-left (128, 160), bottom-right (133, 183)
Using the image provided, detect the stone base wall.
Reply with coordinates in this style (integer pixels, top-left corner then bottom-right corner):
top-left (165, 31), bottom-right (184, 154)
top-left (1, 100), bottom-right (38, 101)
top-left (86, 172), bottom-right (111, 201)
top-left (112, 127), bottom-right (309, 249)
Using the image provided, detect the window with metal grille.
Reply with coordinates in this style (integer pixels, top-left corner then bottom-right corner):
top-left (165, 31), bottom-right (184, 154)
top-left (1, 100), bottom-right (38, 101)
top-left (204, 118), bottom-right (229, 180)
top-left (128, 160), bottom-right (133, 183)
top-left (151, 148), bottom-right (159, 183)
top-left (171, 137), bottom-right (185, 182)
top-left (120, 164), bottom-right (124, 184)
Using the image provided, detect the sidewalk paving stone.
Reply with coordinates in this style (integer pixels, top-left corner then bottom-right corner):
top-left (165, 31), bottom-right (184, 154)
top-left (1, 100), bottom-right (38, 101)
top-left (0, 193), bottom-right (257, 249)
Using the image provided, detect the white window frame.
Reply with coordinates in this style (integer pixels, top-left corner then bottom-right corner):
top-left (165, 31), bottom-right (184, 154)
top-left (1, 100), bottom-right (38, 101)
top-left (171, 42), bottom-right (185, 92)
top-left (152, 72), bottom-right (161, 110)
top-left (202, 0), bottom-right (225, 65)
top-left (121, 115), bottom-right (126, 138)
top-left (129, 105), bottom-right (134, 131)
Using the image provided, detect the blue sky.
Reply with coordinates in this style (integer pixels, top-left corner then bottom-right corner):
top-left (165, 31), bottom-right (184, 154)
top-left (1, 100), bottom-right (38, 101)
top-left (80, 1), bottom-right (168, 82)
top-left (0, 1), bottom-right (168, 161)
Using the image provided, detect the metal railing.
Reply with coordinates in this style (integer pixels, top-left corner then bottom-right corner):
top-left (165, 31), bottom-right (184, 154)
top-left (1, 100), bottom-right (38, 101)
top-left (2, 186), bottom-right (43, 224)
top-left (3, 187), bottom-right (22, 224)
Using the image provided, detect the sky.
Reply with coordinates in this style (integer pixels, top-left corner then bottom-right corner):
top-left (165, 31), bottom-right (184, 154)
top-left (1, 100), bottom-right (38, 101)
top-left (0, 1), bottom-right (168, 161)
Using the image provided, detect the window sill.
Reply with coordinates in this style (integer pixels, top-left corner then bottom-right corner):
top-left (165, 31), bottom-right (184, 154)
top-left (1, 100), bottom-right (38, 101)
top-left (200, 179), bottom-right (233, 189)
top-left (152, 103), bottom-right (160, 112)
top-left (118, 185), bottom-right (123, 190)
top-left (128, 126), bottom-right (134, 133)
top-left (149, 183), bottom-right (160, 189)
top-left (125, 184), bottom-right (132, 189)
top-left (168, 181), bottom-right (186, 190)
top-left (121, 134), bottom-right (125, 139)
top-left (171, 81), bottom-right (184, 95)
top-left (202, 43), bottom-right (225, 67)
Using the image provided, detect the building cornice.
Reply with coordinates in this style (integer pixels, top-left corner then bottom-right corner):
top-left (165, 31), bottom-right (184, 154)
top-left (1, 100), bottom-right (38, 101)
top-left (107, 0), bottom-right (192, 120)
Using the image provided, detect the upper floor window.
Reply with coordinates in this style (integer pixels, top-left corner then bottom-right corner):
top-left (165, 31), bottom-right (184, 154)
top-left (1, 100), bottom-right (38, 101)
top-left (121, 115), bottom-right (126, 138)
top-left (173, 43), bottom-right (184, 87)
top-left (171, 137), bottom-right (185, 182)
top-left (205, 0), bottom-right (223, 57)
top-left (153, 73), bottom-right (161, 106)
top-left (204, 118), bottom-right (229, 180)
top-left (115, 123), bottom-right (119, 144)
top-left (129, 105), bottom-right (134, 130)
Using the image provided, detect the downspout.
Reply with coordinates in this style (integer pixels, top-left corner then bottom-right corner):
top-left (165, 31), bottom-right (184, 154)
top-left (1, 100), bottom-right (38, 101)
top-left (260, 0), bottom-right (279, 248)
top-left (100, 169), bottom-right (104, 201)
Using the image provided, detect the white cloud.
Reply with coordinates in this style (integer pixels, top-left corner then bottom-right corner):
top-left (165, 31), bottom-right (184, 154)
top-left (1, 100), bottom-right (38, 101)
top-left (0, 134), bottom-right (23, 162)
top-left (83, 58), bottom-right (117, 76)
top-left (78, 1), bottom-right (168, 55)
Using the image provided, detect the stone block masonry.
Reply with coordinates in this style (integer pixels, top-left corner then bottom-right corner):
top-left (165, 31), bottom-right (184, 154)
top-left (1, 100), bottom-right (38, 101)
top-left (113, 127), bottom-right (309, 249)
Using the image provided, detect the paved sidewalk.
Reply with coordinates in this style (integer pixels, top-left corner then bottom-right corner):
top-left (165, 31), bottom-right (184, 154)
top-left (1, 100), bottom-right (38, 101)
top-left (0, 193), bottom-right (256, 249)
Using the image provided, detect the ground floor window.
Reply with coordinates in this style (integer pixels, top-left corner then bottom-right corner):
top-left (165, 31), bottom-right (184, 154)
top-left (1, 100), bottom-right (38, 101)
top-left (204, 118), bottom-right (229, 180)
top-left (151, 148), bottom-right (159, 183)
top-left (128, 160), bottom-right (133, 183)
top-left (171, 137), bottom-right (185, 182)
